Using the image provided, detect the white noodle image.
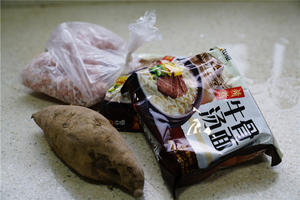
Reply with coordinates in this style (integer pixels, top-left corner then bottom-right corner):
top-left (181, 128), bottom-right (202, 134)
top-left (138, 63), bottom-right (198, 116)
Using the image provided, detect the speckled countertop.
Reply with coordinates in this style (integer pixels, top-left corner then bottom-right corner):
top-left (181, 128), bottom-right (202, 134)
top-left (1, 1), bottom-right (300, 200)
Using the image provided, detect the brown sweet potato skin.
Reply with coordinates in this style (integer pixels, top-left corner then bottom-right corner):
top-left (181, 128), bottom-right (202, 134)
top-left (32, 105), bottom-right (144, 197)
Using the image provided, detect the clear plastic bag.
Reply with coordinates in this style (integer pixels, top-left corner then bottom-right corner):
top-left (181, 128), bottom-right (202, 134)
top-left (22, 11), bottom-right (161, 107)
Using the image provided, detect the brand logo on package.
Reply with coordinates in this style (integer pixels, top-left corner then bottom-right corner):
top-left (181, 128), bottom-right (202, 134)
top-left (214, 86), bottom-right (245, 100)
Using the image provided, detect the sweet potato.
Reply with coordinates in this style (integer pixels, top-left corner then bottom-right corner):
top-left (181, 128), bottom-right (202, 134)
top-left (32, 105), bottom-right (144, 197)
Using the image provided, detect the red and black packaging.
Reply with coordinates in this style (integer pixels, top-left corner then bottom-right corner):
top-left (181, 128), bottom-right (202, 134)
top-left (121, 47), bottom-right (282, 196)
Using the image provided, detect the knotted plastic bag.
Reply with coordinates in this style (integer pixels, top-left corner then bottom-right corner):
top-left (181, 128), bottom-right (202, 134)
top-left (22, 11), bottom-right (161, 107)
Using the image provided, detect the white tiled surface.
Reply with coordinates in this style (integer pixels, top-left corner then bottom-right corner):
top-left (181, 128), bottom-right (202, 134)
top-left (2, 2), bottom-right (300, 200)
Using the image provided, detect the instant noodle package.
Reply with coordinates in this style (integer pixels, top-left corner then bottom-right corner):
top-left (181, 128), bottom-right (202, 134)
top-left (121, 47), bottom-right (282, 195)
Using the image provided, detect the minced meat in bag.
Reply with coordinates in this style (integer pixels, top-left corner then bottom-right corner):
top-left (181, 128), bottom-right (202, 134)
top-left (121, 47), bottom-right (282, 197)
top-left (22, 11), bottom-right (161, 107)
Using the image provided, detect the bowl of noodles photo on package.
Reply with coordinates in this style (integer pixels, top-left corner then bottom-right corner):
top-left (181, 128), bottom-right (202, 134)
top-left (135, 56), bottom-right (203, 127)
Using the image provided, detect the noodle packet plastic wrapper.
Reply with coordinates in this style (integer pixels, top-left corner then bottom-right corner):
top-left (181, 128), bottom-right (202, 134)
top-left (22, 11), bottom-right (161, 107)
top-left (92, 55), bottom-right (162, 132)
top-left (91, 74), bottom-right (140, 131)
top-left (122, 47), bottom-right (282, 195)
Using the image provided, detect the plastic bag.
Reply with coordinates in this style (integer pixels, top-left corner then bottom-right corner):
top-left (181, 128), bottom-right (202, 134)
top-left (22, 11), bottom-right (161, 107)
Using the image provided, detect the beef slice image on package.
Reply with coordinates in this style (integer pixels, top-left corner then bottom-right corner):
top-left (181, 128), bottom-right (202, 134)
top-left (122, 48), bottom-right (282, 197)
top-left (157, 75), bottom-right (187, 99)
top-left (32, 105), bottom-right (144, 197)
